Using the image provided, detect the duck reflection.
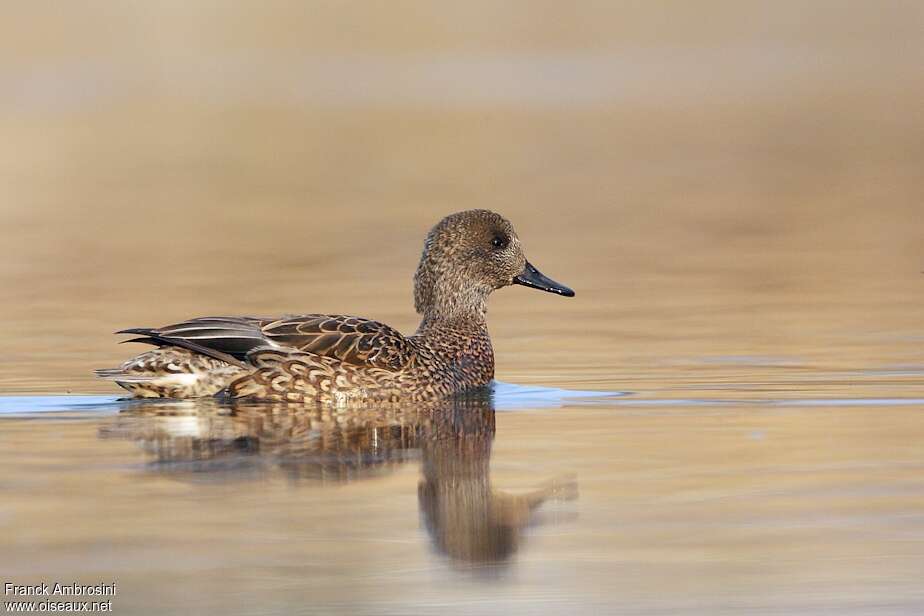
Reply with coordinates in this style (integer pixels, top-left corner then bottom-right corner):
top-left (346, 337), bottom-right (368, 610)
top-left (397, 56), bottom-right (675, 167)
top-left (417, 406), bottom-right (577, 563)
top-left (98, 393), bottom-right (577, 564)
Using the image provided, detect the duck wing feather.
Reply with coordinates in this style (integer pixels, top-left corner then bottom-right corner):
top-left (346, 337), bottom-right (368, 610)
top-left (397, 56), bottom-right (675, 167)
top-left (260, 314), bottom-right (415, 371)
top-left (118, 314), bottom-right (415, 372)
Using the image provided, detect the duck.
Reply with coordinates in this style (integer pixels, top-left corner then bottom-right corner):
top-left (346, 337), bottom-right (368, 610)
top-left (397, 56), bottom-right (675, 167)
top-left (96, 209), bottom-right (574, 402)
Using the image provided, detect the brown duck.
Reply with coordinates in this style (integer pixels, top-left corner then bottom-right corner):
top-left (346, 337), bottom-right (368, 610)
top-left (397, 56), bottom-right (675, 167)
top-left (97, 210), bottom-right (574, 402)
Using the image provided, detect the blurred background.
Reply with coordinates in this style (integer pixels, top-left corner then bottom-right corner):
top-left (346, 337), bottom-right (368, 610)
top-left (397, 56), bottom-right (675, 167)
top-left (1, 1), bottom-right (923, 394)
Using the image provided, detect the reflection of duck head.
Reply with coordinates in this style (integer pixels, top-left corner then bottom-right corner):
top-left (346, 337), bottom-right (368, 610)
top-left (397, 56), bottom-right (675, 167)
top-left (417, 410), bottom-right (577, 565)
top-left (99, 393), bottom-right (576, 564)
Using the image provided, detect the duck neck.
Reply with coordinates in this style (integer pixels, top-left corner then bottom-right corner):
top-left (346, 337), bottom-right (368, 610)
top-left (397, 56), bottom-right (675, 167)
top-left (414, 276), bottom-right (493, 332)
top-left (415, 309), bottom-right (489, 339)
top-left (412, 268), bottom-right (496, 383)
top-left (413, 306), bottom-right (492, 362)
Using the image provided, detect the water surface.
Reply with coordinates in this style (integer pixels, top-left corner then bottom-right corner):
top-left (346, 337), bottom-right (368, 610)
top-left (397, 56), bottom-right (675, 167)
top-left (3, 375), bottom-right (924, 614)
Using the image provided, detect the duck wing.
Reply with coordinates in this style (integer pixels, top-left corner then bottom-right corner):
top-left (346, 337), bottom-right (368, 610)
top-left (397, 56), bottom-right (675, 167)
top-left (118, 314), bottom-right (415, 372)
top-left (260, 314), bottom-right (415, 371)
top-left (117, 316), bottom-right (270, 367)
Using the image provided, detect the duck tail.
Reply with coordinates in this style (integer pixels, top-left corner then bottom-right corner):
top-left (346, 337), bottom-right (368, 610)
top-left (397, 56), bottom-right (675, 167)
top-left (115, 328), bottom-right (248, 369)
top-left (94, 367), bottom-right (158, 383)
top-left (94, 367), bottom-right (124, 380)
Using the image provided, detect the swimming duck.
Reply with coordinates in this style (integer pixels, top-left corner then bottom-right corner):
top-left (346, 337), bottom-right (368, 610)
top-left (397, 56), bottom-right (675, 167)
top-left (97, 210), bottom-right (574, 402)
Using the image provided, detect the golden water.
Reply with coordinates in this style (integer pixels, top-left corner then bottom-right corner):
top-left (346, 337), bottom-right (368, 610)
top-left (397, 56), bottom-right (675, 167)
top-left (2, 2), bottom-right (924, 614)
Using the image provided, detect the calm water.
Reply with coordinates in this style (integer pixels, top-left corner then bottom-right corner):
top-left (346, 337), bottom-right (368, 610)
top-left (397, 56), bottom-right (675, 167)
top-left (3, 2), bottom-right (924, 614)
top-left (3, 376), bottom-right (924, 614)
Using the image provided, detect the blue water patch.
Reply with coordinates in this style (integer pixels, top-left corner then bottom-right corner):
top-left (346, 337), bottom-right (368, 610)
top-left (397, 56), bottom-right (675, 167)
top-left (0, 395), bottom-right (124, 416)
top-left (491, 381), bottom-right (625, 410)
top-left (0, 382), bottom-right (625, 417)
top-left (2, 388), bottom-right (920, 417)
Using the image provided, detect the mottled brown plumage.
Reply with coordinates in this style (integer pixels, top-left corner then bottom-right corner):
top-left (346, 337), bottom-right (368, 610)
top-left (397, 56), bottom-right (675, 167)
top-left (97, 210), bottom-right (574, 402)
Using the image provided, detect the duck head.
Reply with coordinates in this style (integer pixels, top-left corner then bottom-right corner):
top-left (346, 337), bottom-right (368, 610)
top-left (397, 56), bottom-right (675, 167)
top-left (414, 210), bottom-right (574, 320)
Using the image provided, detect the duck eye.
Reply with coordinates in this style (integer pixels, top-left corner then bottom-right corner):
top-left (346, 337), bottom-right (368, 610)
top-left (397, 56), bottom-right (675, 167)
top-left (491, 235), bottom-right (509, 250)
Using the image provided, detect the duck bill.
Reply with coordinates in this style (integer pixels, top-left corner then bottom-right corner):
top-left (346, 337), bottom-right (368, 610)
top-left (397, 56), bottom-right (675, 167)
top-left (513, 262), bottom-right (575, 297)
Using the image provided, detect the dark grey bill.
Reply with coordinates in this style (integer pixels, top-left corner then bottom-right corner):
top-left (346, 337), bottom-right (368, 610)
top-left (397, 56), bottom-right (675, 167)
top-left (513, 261), bottom-right (575, 297)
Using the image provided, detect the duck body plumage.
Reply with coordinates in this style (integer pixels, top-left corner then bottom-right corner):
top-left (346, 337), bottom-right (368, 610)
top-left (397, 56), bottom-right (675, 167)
top-left (98, 314), bottom-right (494, 402)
